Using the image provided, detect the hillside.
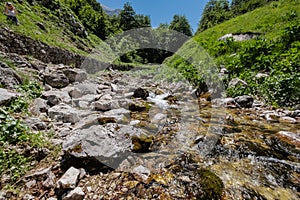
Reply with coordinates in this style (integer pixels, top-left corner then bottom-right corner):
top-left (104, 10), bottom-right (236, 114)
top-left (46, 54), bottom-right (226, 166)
top-left (166, 0), bottom-right (300, 107)
top-left (0, 1), bottom-right (104, 55)
top-left (195, 0), bottom-right (300, 45)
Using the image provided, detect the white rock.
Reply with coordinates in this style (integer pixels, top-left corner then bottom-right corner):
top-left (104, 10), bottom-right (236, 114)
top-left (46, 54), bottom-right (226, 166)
top-left (132, 165), bottom-right (151, 181)
top-left (228, 78), bottom-right (248, 88)
top-left (56, 167), bottom-right (80, 189)
top-left (0, 88), bottom-right (17, 105)
top-left (265, 113), bottom-right (280, 122)
top-left (62, 187), bottom-right (85, 200)
top-left (23, 194), bottom-right (35, 200)
top-left (279, 116), bottom-right (297, 124)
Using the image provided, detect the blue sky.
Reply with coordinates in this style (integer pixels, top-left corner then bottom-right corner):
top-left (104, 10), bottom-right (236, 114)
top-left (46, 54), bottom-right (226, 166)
top-left (98, 0), bottom-right (210, 32)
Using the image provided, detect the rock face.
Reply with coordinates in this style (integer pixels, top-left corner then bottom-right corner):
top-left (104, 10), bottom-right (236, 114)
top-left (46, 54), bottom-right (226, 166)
top-left (0, 88), bottom-right (17, 106)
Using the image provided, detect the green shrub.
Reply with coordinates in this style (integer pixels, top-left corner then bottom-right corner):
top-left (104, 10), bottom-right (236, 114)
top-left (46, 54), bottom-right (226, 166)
top-left (0, 148), bottom-right (30, 182)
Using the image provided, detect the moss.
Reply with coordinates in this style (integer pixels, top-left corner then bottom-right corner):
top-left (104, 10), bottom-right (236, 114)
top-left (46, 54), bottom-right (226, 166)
top-left (71, 144), bottom-right (83, 153)
top-left (131, 134), bottom-right (154, 153)
top-left (197, 168), bottom-right (224, 200)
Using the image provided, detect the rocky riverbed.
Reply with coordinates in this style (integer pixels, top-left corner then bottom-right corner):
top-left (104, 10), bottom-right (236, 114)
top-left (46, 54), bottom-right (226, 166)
top-left (0, 51), bottom-right (299, 200)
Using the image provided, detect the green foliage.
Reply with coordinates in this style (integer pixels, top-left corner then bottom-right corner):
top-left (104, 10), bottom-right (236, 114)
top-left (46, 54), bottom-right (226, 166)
top-left (0, 79), bottom-right (47, 183)
top-left (0, 0), bottom-right (104, 54)
top-left (0, 147), bottom-right (30, 182)
top-left (197, 168), bottom-right (224, 200)
top-left (17, 80), bottom-right (43, 99)
top-left (119, 2), bottom-right (137, 31)
top-left (169, 15), bottom-right (193, 36)
top-left (231, 0), bottom-right (277, 16)
top-left (198, 0), bottom-right (231, 33)
top-left (223, 20), bottom-right (300, 107)
top-left (0, 106), bottom-right (47, 182)
top-left (0, 109), bottom-right (30, 144)
top-left (119, 2), bottom-right (151, 31)
top-left (168, 0), bottom-right (300, 107)
top-left (211, 38), bottom-right (241, 57)
top-left (3, 81), bottom-right (43, 113)
top-left (63, 0), bottom-right (112, 39)
top-left (259, 73), bottom-right (300, 107)
top-left (198, 0), bottom-right (279, 33)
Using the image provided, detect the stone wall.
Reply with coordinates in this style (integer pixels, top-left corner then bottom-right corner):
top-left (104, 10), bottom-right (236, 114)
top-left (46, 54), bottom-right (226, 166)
top-left (0, 27), bottom-right (84, 67)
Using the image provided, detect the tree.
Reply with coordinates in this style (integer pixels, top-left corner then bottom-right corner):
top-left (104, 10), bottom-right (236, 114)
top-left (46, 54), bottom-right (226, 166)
top-left (119, 2), bottom-right (137, 31)
top-left (158, 23), bottom-right (169, 29)
top-left (135, 14), bottom-right (151, 28)
top-left (197, 0), bottom-right (230, 33)
top-left (231, 0), bottom-right (276, 16)
top-left (169, 15), bottom-right (193, 36)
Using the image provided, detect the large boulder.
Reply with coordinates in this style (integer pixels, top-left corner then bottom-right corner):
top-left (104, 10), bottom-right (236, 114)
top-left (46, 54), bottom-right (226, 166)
top-left (44, 72), bottom-right (69, 88)
top-left (63, 68), bottom-right (87, 83)
top-left (48, 103), bottom-right (80, 124)
top-left (62, 124), bottom-right (144, 171)
top-left (132, 88), bottom-right (149, 100)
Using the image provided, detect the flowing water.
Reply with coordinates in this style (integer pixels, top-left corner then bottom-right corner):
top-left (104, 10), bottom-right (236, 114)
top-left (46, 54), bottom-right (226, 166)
top-left (125, 77), bottom-right (300, 199)
top-left (67, 68), bottom-right (299, 199)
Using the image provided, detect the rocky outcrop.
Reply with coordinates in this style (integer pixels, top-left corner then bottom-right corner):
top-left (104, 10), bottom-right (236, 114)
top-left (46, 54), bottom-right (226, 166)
top-left (218, 32), bottom-right (260, 41)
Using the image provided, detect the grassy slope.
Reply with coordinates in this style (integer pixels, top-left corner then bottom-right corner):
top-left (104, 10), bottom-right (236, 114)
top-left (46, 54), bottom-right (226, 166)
top-left (165, 0), bottom-right (300, 107)
top-left (194, 0), bottom-right (300, 49)
top-left (0, 1), bottom-right (103, 55)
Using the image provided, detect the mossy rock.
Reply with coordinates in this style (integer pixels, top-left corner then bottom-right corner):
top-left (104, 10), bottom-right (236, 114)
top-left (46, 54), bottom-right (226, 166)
top-left (129, 101), bottom-right (151, 112)
top-left (197, 168), bottom-right (224, 200)
top-left (131, 134), bottom-right (154, 153)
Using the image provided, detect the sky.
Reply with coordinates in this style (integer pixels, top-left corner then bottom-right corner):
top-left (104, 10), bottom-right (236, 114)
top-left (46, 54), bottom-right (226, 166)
top-left (98, 0), bottom-right (210, 33)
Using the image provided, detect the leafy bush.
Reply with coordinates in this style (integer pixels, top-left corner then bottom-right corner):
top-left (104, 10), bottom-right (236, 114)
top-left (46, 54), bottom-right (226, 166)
top-left (4, 81), bottom-right (43, 113)
top-left (0, 148), bottom-right (30, 182)
top-left (0, 80), bottom-right (46, 184)
top-left (168, 17), bottom-right (300, 107)
top-left (17, 80), bottom-right (43, 99)
top-left (0, 109), bottom-right (31, 144)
